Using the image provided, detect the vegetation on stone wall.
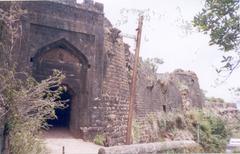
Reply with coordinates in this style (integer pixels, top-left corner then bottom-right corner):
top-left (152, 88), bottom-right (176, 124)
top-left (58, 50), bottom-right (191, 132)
top-left (185, 110), bottom-right (230, 152)
top-left (132, 120), bottom-right (141, 143)
top-left (136, 108), bottom-right (237, 153)
top-left (4, 70), bottom-right (65, 154)
top-left (94, 134), bottom-right (105, 146)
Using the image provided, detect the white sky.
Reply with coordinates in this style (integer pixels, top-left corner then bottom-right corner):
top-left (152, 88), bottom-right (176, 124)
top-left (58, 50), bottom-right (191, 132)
top-left (78, 0), bottom-right (240, 103)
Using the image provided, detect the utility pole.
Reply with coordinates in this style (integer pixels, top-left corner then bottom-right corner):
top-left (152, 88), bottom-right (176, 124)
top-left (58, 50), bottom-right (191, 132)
top-left (197, 123), bottom-right (200, 143)
top-left (126, 15), bottom-right (144, 145)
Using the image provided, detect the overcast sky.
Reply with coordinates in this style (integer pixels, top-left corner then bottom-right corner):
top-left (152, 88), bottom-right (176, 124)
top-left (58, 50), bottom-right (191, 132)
top-left (78, 0), bottom-right (240, 103)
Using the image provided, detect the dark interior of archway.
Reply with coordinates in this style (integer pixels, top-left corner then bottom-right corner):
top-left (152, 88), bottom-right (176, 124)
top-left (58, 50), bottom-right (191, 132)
top-left (47, 90), bottom-right (71, 128)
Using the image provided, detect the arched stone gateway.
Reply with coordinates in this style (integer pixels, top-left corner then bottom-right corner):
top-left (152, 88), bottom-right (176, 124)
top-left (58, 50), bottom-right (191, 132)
top-left (32, 39), bottom-right (89, 138)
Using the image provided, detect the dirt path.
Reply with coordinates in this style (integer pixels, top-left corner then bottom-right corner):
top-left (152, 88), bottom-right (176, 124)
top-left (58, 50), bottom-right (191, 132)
top-left (42, 128), bottom-right (102, 154)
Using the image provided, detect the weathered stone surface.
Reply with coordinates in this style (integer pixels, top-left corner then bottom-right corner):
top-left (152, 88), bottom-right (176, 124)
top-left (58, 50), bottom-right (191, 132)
top-left (130, 59), bottom-right (204, 119)
top-left (98, 140), bottom-right (199, 154)
top-left (98, 23), bottom-right (130, 145)
top-left (205, 99), bottom-right (240, 121)
top-left (172, 69), bottom-right (204, 109)
top-left (123, 51), bottom-right (205, 143)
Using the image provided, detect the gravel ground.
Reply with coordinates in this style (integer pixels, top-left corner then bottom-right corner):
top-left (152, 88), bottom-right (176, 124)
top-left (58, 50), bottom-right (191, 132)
top-left (42, 128), bottom-right (102, 154)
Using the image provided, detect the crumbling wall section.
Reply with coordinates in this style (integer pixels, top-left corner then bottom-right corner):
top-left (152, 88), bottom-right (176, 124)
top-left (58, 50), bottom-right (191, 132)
top-left (205, 99), bottom-right (239, 119)
top-left (173, 69), bottom-right (204, 109)
top-left (125, 57), bottom-right (205, 143)
top-left (133, 65), bottom-right (204, 119)
top-left (134, 64), bottom-right (184, 118)
top-left (123, 51), bottom-right (184, 119)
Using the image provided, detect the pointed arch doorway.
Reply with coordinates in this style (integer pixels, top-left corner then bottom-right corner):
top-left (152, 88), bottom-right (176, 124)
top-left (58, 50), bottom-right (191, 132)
top-left (32, 39), bottom-right (89, 137)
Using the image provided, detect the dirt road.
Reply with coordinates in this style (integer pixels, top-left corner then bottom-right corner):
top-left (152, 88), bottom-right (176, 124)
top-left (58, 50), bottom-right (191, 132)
top-left (42, 128), bottom-right (102, 154)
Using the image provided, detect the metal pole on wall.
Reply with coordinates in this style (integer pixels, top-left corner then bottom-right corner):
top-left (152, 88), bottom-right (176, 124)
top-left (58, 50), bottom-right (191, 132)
top-left (126, 15), bottom-right (144, 145)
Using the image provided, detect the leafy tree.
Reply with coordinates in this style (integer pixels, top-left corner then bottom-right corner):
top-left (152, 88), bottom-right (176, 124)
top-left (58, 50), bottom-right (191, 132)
top-left (193, 0), bottom-right (240, 74)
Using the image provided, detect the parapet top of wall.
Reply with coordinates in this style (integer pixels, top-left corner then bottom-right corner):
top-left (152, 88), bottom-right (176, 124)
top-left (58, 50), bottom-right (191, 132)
top-left (18, 0), bottom-right (105, 28)
top-left (172, 69), bottom-right (198, 79)
top-left (47, 0), bottom-right (104, 13)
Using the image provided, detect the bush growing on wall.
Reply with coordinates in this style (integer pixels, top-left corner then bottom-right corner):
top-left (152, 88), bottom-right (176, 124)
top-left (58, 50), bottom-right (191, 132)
top-left (0, 2), bottom-right (65, 153)
top-left (185, 110), bottom-right (230, 153)
top-left (132, 120), bottom-right (140, 143)
top-left (94, 134), bottom-right (105, 146)
top-left (137, 110), bottom-right (230, 153)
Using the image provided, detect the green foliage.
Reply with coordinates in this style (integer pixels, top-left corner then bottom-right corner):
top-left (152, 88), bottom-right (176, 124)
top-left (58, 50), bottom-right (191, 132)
top-left (94, 134), bottom-right (105, 146)
top-left (185, 110), bottom-right (230, 153)
top-left (147, 112), bottom-right (158, 125)
top-left (146, 112), bottom-right (185, 140)
top-left (143, 110), bottom-right (230, 153)
top-left (157, 119), bottom-right (166, 130)
top-left (132, 120), bottom-right (140, 143)
top-left (193, 0), bottom-right (240, 73)
top-left (194, 0), bottom-right (240, 52)
top-left (7, 119), bottom-right (48, 154)
top-left (155, 113), bottom-right (182, 132)
top-left (3, 70), bottom-right (65, 154)
top-left (0, 3), bottom-right (65, 154)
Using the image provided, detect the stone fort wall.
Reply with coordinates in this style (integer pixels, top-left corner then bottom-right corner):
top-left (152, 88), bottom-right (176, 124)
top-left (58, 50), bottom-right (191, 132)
top-left (0, 0), bottom-right (204, 146)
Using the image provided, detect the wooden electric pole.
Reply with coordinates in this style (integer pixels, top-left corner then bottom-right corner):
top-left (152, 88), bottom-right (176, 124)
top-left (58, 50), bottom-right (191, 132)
top-left (126, 15), bottom-right (144, 145)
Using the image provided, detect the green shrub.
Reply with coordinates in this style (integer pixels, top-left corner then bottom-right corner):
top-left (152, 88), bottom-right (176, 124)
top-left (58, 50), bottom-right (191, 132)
top-left (165, 120), bottom-right (175, 131)
top-left (94, 134), bottom-right (105, 146)
top-left (157, 119), bottom-right (166, 129)
top-left (142, 110), bottom-right (230, 153)
top-left (132, 120), bottom-right (140, 143)
top-left (147, 113), bottom-right (157, 126)
top-left (0, 3), bottom-right (65, 153)
top-left (5, 71), bottom-right (65, 154)
top-left (185, 110), bottom-right (229, 153)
